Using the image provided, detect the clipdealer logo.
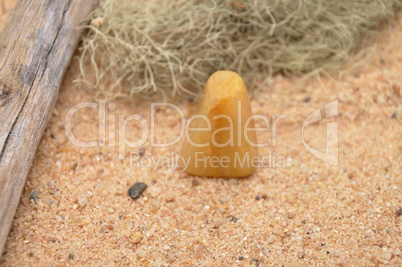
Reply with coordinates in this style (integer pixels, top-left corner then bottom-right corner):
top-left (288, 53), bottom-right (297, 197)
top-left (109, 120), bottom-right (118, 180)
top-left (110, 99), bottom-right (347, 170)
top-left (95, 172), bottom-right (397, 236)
top-left (64, 99), bottom-right (339, 168)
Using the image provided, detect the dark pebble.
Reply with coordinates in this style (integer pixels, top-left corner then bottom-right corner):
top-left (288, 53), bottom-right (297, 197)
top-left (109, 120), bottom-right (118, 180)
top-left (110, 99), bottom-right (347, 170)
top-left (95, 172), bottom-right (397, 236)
top-left (68, 253), bottom-right (74, 260)
top-left (128, 183), bottom-right (147, 199)
top-left (70, 163), bottom-right (78, 171)
top-left (239, 256), bottom-right (244, 260)
top-left (30, 191), bottom-right (40, 204)
top-left (303, 96), bottom-right (311, 102)
top-left (255, 195), bottom-right (260, 201)
top-left (138, 147), bottom-right (146, 156)
top-left (119, 215), bottom-right (123, 220)
top-left (192, 179), bottom-right (200, 187)
top-left (392, 112), bottom-right (398, 119)
top-left (231, 216), bottom-right (239, 223)
top-left (252, 258), bottom-right (259, 262)
top-left (326, 251), bottom-right (330, 254)
top-left (261, 194), bottom-right (267, 200)
top-left (396, 207), bottom-right (402, 216)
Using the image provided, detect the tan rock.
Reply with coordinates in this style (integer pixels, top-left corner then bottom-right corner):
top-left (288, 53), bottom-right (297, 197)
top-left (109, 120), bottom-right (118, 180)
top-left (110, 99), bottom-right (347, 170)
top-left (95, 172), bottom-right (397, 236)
top-left (181, 70), bottom-right (257, 177)
top-left (131, 231), bottom-right (143, 244)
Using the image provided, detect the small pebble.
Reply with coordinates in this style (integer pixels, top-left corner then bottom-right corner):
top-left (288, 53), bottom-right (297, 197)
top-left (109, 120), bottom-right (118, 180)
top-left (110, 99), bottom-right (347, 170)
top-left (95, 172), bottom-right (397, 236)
top-left (220, 196), bottom-right (229, 203)
top-left (77, 194), bottom-right (88, 207)
top-left (303, 96), bottom-right (311, 102)
top-left (396, 207), bottom-right (402, 216)
top-left (131, 231), bottom-right (143, 244)
top-left (252, 258), bottom-right (259, 262)
top-left (391, 112), bottom-right (398, 119)
top-left (368, 193), bottom-right (376, 200)
top-left (261, 194), bottom-right (267, 200)
top-left (239, 256), bottom-right (244, 260)
top-left (29, 191), bottom-right (40, 204)
top-left (163, 245), bottom-right (170, 250)
top-left (231, 216), bottom-right (239, 223)
top-left (192, 179), bottom-right (200, 187)
top-left (288, 212), bottom-right (296, 219)
top-left (47, 199), bottom-right (54, 206)
top-left (91, 17), bottom-right (105, 27)
top-left (68, 253), bottom-right (74, 260)
top-left (166, 196), bottom-right (175, 202)
top-left (255, 195), bottom-right (260, 201)
top-left (148, 186), bottom-right (161, 198)
top-left (138, 147), bottom-right (146, 156)
top-left (128, 183), bottom-right (147, 199)
top-left (232, 1), bottom-right (246, 11)
top-left (70, 162), bottom-right (78, 170)
top-left (393, 83), bottom-right (401, 96)
top-left (336, 259), bottom-right (346, 266)
top-left (168, 252), bottom-right (175, 262)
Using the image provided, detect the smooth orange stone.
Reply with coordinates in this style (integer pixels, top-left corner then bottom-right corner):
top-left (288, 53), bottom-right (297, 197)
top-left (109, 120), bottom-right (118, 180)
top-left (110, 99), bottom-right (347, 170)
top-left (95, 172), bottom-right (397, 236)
top-left (181, 70), bottom-right (257, 177)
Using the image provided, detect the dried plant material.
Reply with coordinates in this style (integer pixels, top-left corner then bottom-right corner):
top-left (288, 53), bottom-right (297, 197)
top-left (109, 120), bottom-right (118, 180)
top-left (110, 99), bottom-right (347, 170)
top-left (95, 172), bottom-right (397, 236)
top-left (181, 71), bottom-right (257, 177)
top-left (77, 0), bottom-right (401, 99)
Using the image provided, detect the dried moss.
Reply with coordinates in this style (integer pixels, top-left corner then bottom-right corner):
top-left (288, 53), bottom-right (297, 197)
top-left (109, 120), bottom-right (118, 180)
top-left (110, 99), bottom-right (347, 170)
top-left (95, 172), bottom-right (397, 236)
top-left (76, 0), bottom-right (401, 99)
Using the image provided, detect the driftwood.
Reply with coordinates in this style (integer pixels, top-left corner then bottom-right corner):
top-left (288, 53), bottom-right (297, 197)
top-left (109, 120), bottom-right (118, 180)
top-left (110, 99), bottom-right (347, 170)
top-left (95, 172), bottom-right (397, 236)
top-left (0, 0), bottom-right (98, 255)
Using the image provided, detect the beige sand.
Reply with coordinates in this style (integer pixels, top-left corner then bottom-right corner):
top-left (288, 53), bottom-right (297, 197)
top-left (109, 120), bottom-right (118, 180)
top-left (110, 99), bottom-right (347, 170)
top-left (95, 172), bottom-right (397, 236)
top-left (1, 3), bottom-right (401, 266)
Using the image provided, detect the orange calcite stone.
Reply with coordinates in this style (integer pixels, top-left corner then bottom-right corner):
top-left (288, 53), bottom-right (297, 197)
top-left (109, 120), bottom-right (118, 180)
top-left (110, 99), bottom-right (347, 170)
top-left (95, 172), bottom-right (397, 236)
top-left (181, 70), bottom-right (257, 177)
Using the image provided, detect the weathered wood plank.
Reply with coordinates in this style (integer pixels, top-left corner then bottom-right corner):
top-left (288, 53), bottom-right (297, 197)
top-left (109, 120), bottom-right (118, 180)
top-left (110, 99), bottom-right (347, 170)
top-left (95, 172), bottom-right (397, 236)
top-left (0, 0), bottom-right (98, 255)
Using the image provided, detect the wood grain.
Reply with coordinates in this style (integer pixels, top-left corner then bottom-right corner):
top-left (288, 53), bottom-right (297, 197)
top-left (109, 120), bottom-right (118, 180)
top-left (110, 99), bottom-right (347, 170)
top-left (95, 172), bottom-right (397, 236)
top-left (0, 0), bottom-right (97, 255)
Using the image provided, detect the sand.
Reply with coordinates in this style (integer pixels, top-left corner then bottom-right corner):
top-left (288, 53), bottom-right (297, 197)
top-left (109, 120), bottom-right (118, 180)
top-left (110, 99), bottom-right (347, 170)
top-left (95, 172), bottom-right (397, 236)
top-left (1, 2), bottom-right (401, 266)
